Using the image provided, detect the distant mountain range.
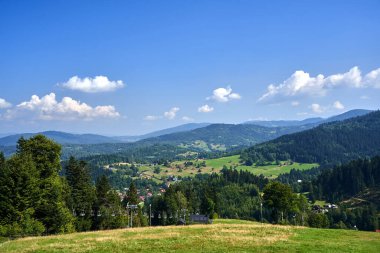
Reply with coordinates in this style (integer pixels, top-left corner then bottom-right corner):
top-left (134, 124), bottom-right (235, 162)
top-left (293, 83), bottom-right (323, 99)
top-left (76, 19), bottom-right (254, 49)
top-left (0, 110), bottom-right (373, 151)
top-left (0, 131), bottom-right (120, 146)
top-left (244, 109), bottom-right (371, 127)
top-left (134, 109), bottom-right (372, 151)
top-left (136, 123), bottom-right (306, 151)
top-left (0, 123), bottom-right (211, 146)
top-left (114, 123), bottom-right (211, 142)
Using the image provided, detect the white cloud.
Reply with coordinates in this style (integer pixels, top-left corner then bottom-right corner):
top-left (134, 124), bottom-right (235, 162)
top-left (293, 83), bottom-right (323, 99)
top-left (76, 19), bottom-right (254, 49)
top-left (144, 107), bottom-right (180, 121)
top-left (61, 75), bottom-right (125, 93)
top-left (6, 93), bottom-right (120, 120)
top-left (333, 101), bottom-right (345, 110)
top-left (164, 107), bottom-right (180, 120)
top-left (310, 103), bottom-right (324, 114)
top-left (144, 115), bottom-right (161, 121)
top-left (363, 68), bottom-right (380, 88)
top-left (198, 104), bottom-right (214, 113)
top-left (259, 66), bottom-right (380, 103)
top-left (0, 98), bottom-right (12, 109)
top-left (182, 116), bottom-right (194, 122)
top-left (308, 101), bottom-right (345, 114)
top-left (208, 87), bottom-right (241, 102)
top-left (291, 101), bottom-right (300, 107)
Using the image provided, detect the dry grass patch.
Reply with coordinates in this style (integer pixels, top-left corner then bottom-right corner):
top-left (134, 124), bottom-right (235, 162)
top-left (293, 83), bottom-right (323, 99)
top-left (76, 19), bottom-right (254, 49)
top-left (1, 220), bottom-right (380, 253)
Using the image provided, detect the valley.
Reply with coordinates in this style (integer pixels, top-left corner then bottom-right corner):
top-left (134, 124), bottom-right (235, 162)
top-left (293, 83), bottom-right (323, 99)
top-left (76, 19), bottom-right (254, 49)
top-left (105, 155), bottom-right (318, 185)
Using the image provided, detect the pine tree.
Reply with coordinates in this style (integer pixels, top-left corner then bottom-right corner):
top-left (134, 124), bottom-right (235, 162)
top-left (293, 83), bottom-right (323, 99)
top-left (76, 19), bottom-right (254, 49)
top-left (65, 157), bottom-right (95, 231)
top-left (125, 181), bottom-right (139, 205)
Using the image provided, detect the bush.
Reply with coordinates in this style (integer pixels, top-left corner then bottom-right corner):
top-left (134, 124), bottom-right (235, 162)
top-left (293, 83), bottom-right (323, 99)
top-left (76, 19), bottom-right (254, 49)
top-left (308, 212), bottom-right (329, 228)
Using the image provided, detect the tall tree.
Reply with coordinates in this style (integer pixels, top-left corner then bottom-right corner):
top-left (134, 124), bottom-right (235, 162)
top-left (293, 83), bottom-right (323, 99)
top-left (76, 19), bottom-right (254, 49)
top-left (94, 175), bottom-right (126, 229)
top-left (125, 181), bottom-right (139, 205)
top-left (16, 135), bottom-right (75, 234)
top-left (65, 157), bottom-right (95, 231)
top-left (263, 181), bottom-right (295, 223)
top-left (0, 153), bottom-right (45, 236)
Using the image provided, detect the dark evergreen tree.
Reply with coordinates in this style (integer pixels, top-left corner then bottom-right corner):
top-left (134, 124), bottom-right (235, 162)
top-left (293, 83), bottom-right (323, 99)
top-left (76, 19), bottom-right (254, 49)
top-left (65, 157), bottom-right (95, 231)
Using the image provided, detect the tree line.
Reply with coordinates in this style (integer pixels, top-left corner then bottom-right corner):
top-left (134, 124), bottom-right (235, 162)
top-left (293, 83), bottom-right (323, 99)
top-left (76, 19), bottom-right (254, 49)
top-left (0, 135), bottom-right (146, 237)
top-left (1, 135), bottom-right (379, 238)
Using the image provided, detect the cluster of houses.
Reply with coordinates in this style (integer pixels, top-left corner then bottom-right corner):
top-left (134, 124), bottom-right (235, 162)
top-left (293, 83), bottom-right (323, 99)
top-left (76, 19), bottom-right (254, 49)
top-left (312, 203), bottom-right (338, 213)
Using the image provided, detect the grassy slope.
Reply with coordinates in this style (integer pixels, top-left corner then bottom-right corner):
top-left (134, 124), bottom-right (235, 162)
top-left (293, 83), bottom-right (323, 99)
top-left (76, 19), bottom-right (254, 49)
top-left (1, 219), bottom-right (379, 253)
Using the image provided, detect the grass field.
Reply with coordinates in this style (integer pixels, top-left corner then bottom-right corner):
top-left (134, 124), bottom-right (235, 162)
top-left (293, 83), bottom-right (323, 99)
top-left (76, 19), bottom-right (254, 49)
top-left (133, 155), bottom-right (318, 182)
top-left (1, 219), bottom-right (379, 253)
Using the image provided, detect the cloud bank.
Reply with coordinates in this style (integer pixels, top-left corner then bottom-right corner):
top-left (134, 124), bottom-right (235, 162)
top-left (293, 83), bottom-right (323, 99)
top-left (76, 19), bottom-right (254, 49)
top-left (259, 66), bottom-right (380, 103)
top-left (6, 93), bottom-right (120, 120)
top-left (61, 76), bottom-right (125, 93)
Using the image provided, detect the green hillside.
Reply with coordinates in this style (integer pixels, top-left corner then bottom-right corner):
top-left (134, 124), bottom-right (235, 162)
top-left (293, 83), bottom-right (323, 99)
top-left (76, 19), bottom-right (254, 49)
top-left (241, 111), bottom-right (380, 165)
top-left (1, 219), bottom-right (379, 253)
top-left (138, 123), bottom-right (308, 151)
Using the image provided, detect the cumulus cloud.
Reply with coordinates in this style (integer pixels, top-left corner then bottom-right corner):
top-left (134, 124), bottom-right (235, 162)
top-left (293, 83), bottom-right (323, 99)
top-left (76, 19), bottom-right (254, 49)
top-left (61, 75), bottom-right (125, 93)
top-left (259, 66), bottom-right (380, 103)
top-left (182, 116), bottom-right (194, 122)
top-left (333, 101), bottom-right (345, 110)
top-left (208, 87), bottom-right (241, 102)
top-left (363, 68), bottom-right (380, 88)
top-left (198, 104), bottom-right (214, 113)
top-left (310, 103), bottom-right (325, 114)
top-left (0, 98), bottom-right (12, 109)
top-left (144, 107), bottom-right (180, 121)
top-left (6, 93), bottom-right (120, 120)
top-left (308, 101), bottom-right (346, 114)
top-left (164, 107), bottom-right (180, 120)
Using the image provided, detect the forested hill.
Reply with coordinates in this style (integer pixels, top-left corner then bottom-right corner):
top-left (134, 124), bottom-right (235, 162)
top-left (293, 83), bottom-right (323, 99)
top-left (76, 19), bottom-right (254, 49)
top-left (241, 110), bottom-right (380, 166)
top-left (310, 156), bottom-right (380, 204)
top-left (136, 123), bottom-right (307, 151)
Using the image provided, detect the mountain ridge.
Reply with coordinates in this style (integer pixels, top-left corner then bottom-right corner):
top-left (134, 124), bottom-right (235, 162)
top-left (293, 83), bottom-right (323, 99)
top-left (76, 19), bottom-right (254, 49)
top-left (0, 109), bottom-right (373, 148)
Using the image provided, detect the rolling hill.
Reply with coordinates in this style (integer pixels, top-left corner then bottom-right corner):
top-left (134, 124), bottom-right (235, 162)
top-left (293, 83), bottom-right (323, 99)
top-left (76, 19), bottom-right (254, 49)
top-left (114, 123), bottom-right (211, 142)
top-left (0, 219), bottom-right (379, 253)
top-left (134, 110), bottom-right (372, 152)
top-left (137, 123), bottom-right (306, 151)
top-left (241, 110), bottom-right (380, 166)
top-left (0, 109), bottom-right (374, 159)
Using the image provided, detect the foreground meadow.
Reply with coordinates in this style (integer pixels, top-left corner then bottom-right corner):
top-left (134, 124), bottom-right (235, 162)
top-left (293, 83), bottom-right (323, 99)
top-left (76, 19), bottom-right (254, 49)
top-left (1, 219), bottom-right (379, 253)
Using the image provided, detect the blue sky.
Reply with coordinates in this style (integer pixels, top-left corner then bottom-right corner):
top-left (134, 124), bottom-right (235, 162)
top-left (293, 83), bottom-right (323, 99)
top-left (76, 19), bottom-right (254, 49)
top-left (0, 0), bottom-right (379, 135)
